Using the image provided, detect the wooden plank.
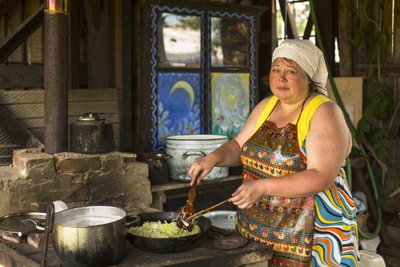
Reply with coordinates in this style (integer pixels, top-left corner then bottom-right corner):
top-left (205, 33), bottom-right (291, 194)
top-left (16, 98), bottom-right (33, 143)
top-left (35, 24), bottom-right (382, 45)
top-left (0, 14), bottom-right (5, 41)
top-left (1, 101), bottom-right (119, 118)
top-left (7, 0), bottom-right (24, 62)
top-left (19, 115), bottom-right (120, 128)
top-left (0, 3), bottom-right (44, 62)
top-left (0, 88), bottom-right (119, 103)
top-left (314, 0), bottom-right (335, 69)
top-left (121, 0), bottom-right (133, 152)
top-left (26, 0), bottom-right (43, 64)
top-left (0, 63), bottom-right (89, 89)
top-left (0, 64), bottom-right (43, 89)
top-left (338, 0), bottom-right (353, 76)
top-left (84, 0), bottom-right (110, 88)
top-left (353, 0), bottom-right (369, 65)
top-left (0, 0), bottom-right (22, 15)
top-left (326, 77), bottom-right (363, 127)
top-left (0, 241), bottom-right (40, 267)
top-left (382, 0), bottom-right (393, 62)
top-left (69, 88), bottom-right (119, 101)
top-left (151, 175), bottom-right (242, 193)
top-left (394, 0), bottom-right (400, 62)
top-left (0, 105), bottom-right (42, 147)
top-left (69, 0), bottom-right (81, 89)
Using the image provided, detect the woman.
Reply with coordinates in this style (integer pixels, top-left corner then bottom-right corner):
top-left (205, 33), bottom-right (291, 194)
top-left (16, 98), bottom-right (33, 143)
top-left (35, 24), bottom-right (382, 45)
top-left (188, 39), bottom-right (359, 266)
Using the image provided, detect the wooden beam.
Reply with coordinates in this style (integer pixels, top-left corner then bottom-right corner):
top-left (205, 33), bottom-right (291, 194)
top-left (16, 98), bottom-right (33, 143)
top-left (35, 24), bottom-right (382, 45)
top-left (382, 0), bottom-right (393, 63)
top-left (314, 0), bottom-right (335, 72)
top-left (0, 3), bottom-right (44, 62)
top-left (69, 0), bottom-right (81, 89)
top-left (303, 14), bottom-right (313, 40)
top-left (83, 0), bottom-right (103, 32)
top-left (338, 0), bottom-right (353, 76)
top-left (394, 0), bottom-right (400, 62)
top-left (277, 0), bottom-right (298, 39)
top-left (0, 105), bottom-right (43, 147)
top-left (83, 0), bottom-right (109, 88)
top-left (120, 0), bottom-right (133, 152)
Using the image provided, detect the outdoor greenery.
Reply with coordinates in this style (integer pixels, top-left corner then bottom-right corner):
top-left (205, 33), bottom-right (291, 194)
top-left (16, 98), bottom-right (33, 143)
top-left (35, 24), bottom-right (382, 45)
top-left (351, 0), bottom-right (400, 213)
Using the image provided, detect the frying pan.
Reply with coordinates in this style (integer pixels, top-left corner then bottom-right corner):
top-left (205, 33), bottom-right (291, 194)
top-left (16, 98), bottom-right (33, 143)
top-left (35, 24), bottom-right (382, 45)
top-left (127, 211), bottom-right (211, 253)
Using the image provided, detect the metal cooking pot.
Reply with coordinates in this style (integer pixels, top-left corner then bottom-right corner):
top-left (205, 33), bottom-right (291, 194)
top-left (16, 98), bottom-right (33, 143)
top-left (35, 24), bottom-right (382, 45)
top-left (166, 134), bottom-right (229, 182)
top-left (52, 206), bottom-right (127, 267)
top-left (127, 211), bottom-right (211, 253)
top-left (138, 152), bottom-right (171, 185)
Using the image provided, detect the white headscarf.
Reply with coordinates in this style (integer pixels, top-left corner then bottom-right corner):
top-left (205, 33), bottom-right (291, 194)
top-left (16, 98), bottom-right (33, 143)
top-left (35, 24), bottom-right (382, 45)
top-left (272, 39), bottom-right (328, 96)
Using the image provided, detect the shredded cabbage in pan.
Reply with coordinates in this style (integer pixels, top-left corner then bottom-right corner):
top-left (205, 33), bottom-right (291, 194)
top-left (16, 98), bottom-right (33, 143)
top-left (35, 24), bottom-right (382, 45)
top-left (128, 221), bottom-right (201, 238)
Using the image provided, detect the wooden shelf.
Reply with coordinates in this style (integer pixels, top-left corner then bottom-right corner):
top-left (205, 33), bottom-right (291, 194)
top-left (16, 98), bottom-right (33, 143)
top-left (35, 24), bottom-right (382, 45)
top-left (151, 175), bottom-right (242, 210)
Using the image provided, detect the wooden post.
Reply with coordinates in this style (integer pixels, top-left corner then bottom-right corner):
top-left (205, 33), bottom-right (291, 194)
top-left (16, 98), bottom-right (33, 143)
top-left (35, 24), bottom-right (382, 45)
top-left (44, 0), bottom-right (69, 154)
top-left (338, 0), bottom-right (352, 76)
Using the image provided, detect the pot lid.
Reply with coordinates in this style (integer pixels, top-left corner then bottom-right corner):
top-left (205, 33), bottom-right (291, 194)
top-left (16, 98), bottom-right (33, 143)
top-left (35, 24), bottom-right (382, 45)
top-left (166, 134), bottom-right (228, 141)
top-left (78, 113), bottom-right (101, 121)
top-left (0, 212), bottom-right (46, 236)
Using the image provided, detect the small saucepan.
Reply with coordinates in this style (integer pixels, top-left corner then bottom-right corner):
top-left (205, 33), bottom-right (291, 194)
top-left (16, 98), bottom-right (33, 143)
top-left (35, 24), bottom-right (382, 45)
top-left (127, 211), bottom-right (211, 253)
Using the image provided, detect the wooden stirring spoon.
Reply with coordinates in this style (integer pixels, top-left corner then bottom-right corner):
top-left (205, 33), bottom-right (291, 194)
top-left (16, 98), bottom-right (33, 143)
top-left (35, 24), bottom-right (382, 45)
top-left (177, 184), bottom-right (197, 230)
top-left (185, 183), bottom-right (197, 213)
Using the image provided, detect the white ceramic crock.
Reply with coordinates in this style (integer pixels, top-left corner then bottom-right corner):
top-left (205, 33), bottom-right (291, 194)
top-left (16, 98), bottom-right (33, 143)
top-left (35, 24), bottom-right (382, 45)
top-left (166, 134), bottom-right (229, 182)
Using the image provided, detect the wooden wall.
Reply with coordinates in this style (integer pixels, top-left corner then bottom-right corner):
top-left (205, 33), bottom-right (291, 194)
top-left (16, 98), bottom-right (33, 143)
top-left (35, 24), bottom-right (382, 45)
top-left (0, 89), bottom-right (120, 164)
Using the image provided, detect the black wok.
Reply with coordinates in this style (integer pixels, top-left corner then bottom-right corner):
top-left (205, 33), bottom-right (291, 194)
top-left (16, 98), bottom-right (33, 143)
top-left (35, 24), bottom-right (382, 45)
top-left (127, 211), bottom-right (211, 253)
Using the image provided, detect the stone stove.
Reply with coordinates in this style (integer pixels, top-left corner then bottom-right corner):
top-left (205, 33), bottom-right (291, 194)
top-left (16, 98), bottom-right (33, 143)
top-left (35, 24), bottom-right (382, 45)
top-left (0, 148), bottom-right (154, 217)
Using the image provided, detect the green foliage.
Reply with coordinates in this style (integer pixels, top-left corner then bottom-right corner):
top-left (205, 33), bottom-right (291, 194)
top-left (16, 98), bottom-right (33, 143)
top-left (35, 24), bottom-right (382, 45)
top-left (388, 164), bottom-right (400, 187)
top-left (356, 78), bottom-right (394, 161)
top-left (351, 0), bottom-right (398, 213)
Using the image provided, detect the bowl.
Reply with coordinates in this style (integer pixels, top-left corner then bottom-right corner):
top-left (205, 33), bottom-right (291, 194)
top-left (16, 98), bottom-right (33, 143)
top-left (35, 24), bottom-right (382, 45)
top-left (204, 210), bottom-right (236, 231)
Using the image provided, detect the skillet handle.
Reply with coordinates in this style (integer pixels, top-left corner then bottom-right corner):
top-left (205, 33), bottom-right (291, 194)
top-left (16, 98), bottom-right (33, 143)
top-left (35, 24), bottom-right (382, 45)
top-left (125, 215), bottom-right (140, 228)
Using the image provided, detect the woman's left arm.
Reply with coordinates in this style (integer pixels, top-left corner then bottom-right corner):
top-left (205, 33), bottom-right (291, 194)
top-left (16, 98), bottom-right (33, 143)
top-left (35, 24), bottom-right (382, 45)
top-left (230, 102), bottom-right (352, 208)
top-left (300, 101), bottom-right (352, 192)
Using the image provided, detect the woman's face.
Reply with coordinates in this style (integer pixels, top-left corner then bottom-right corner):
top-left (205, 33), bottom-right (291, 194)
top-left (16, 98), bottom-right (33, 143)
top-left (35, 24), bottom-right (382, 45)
top-left (269, 58), bottom-right (310, 104)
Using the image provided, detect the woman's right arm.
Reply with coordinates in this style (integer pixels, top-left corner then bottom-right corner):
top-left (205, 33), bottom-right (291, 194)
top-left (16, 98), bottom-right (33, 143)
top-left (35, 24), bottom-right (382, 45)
top-left (188, 97), bottom-right (270, 184)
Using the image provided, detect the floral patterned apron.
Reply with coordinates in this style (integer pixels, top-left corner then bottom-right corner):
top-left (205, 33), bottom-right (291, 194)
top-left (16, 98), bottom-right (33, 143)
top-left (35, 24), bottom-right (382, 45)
top-left (237, 99), bottom-right (315, 267)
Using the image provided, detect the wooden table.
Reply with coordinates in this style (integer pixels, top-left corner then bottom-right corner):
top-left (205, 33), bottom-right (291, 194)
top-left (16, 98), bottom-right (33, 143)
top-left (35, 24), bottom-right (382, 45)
top-left (0, 233), bottom-right (272, 267)
top-left (151, 175), bottom-right (242, 210)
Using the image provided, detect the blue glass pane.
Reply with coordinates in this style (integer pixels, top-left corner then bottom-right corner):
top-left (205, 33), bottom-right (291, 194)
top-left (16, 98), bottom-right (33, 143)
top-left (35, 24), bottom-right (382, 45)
top-left (157, 72), bottom-right (201, 146)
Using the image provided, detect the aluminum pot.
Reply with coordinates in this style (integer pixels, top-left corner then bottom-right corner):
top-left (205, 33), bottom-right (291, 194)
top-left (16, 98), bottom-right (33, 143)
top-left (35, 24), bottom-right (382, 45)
top-left (166, 134), bottom-right (229, 182)
top-left (52, 206), bottom-right (127, 267)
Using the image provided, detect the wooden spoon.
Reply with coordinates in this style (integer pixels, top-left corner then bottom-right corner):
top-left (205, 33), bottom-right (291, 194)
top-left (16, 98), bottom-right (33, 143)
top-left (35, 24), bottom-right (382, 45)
top-left (186, 199), bottom-right (229, 220)
top-left (182, 183), bottom-right (196, 214)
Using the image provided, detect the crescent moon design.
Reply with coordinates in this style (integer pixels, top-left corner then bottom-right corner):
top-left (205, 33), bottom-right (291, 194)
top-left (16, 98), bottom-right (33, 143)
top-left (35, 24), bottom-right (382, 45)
top-left (170, 80), bottom-right (195, 107)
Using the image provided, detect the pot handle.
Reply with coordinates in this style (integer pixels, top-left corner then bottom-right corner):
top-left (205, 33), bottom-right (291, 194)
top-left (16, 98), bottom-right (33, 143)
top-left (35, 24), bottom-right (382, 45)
top-left (52, 200), bottom-right (68, 213)
top-left (41, 203), bottom-right (55, 267)
top-left (182, 151), bottom-right (206, 160)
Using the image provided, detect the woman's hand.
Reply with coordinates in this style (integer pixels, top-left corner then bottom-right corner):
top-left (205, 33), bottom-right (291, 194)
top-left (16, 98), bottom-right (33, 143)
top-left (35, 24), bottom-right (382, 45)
top-left (188, 156), bottom-right (216, 185)
top-left (229, 180), bottom-right (265, 209)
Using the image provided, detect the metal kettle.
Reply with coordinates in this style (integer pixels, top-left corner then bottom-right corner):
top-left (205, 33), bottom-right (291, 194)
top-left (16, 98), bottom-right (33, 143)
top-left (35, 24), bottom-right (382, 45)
top-left (70, 113), bottom-right (114, 154)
